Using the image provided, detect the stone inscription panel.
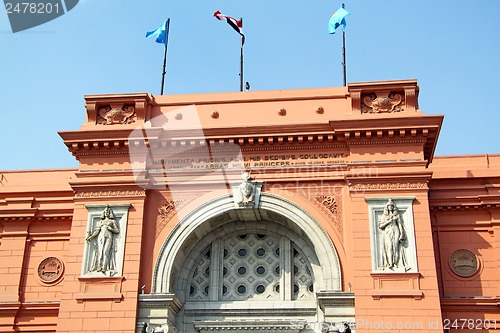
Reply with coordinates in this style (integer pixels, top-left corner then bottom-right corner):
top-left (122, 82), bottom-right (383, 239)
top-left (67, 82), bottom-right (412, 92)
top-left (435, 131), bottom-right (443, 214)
top-left (150, 151), bottom-right (349, 171)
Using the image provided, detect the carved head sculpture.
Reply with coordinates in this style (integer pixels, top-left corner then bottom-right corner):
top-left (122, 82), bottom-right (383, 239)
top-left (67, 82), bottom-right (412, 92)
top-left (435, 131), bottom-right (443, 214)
top-left (384, 199), bottom-right (398, 215)
top-left (241, 171), bottom-right (251, 182)
top-left (101, 205), bottom-right (115, 220)
top-left (239, 172), bottom-right (252, 197)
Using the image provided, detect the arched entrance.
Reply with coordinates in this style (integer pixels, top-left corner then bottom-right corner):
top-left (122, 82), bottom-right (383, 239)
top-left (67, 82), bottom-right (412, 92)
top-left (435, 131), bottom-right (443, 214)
top-left (139, 193), bottom-right (354, 333)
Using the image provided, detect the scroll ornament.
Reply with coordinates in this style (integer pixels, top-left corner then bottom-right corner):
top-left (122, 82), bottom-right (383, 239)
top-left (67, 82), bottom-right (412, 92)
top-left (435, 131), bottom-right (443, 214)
top-left (98, 105), bottom-right (136, 125)
top-left (362, 91), bottom-right (404, 113)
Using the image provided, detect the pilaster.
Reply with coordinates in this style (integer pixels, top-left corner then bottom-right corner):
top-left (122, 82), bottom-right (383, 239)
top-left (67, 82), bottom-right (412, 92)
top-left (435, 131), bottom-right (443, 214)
top-left (489, 208), bottom-right (500, 296)
top-left (0, 201), bottom-right (36, 332)
top-left (346, 172), bottom-right (443, 332)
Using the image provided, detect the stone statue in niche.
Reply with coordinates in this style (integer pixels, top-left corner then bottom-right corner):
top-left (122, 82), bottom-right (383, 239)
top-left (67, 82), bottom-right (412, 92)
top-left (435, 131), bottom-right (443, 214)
top-left (378, 199), bottom-right (410, 271)
top-left (235, 172), bottom-right (255, 207)
top-left (86, 205), bottom-right (120, 275)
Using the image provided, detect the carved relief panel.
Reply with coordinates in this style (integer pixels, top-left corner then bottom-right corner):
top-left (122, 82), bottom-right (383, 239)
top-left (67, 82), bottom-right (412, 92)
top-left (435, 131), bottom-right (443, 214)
top-left (97, 104), bottom-right (136, 125)
top-left (362, 91), bottom-right (404, 113)
top-left (366, 197), bottom-right (418, 273)
top-left (81, 204), bottom-right (131, 277)
top-left (449, 249), bottom-right (479, 278)
top-left (348, 81), bottom-right (418, 114)
top-left (37, 257), bottom-right (64, 285)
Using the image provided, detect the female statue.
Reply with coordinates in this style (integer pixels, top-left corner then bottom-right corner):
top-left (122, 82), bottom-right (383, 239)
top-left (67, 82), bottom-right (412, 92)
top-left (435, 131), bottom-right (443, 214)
top-left (378, 199), bottom-right (410, 271)
top-left (86, 205), bottom-right (120, 274)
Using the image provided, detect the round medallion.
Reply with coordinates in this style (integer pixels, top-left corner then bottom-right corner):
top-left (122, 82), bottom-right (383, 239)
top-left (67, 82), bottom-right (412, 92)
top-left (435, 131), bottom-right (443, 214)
top-left (37, 257), bottom-right (64, 284)
top-left (449, 249), bottom-right (478, 277)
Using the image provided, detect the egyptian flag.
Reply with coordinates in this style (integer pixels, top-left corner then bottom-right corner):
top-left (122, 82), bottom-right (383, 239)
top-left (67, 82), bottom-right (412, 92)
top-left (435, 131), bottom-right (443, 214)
top-left (213, 10), bottom-right (245, 45)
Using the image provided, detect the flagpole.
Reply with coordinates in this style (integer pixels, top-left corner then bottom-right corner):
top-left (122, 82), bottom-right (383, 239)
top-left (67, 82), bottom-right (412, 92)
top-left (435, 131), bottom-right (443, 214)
top-left (160, 18), bottom-right (170, 95)
top-left (239, 18), bottom-right (244, 92)
top-left (240, 37), bottom-right (244, 92)
top-left (342, 29), bottom-right (346, 86)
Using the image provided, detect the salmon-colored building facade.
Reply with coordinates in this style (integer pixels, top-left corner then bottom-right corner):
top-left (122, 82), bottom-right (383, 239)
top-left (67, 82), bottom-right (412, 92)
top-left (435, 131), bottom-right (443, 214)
top-left (1, 80), bottom-right (499, 333)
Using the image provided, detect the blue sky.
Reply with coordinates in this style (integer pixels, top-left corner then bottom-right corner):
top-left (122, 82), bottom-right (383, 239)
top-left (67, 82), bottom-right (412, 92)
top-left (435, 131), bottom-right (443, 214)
top-left (1, 1), bottom-right (499, 170)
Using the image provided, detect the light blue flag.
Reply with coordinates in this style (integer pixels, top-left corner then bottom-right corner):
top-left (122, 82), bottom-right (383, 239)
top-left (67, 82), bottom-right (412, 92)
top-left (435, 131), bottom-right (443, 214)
top-left (328, 5), bottom-right (349, 34)
top-left (146, 19), bottom-right (170, 45)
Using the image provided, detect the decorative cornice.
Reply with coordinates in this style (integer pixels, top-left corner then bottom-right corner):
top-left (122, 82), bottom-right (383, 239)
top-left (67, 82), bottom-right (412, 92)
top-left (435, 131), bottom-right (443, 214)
top-left (146, 143), bottom-right (348, 154)
top-left (137, 293), bottom-right (182, 313)
top-left (33, 215), bottom-right (72, 221)
top-left (345, 139), bottom-right (427, 146)
top-left (0, 301), bottom-right (59, 324)
top-left (316, 291), bottom-right (355, 312)
top-left (65, 131), bottom-right (434, 152)
top-left (193, 320), bottom-right (306, 331)
top-left (0, 207), bottom-right (38, 222)
top-left (441, 297), bottom-right (500, 311)
top-left (60, 119), bottom-right (440, 160)
top-left (18, 301), bottom-right (60, 312)
top-left (187, 307), bottom-right (316, 316)
top-left (430, 197), bottom-right (500, 212)
top-left (430, 204), bottom-right (499, 211)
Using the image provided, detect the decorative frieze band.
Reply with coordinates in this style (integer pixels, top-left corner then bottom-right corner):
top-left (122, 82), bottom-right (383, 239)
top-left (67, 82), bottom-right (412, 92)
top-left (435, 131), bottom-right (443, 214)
top-left (193, 320), bottom-right (306, 332)
top-left (75, 189), bottom-right (146, 198)
top-left (349, 182), bottom-right (428, 192)
top-left (0, 215), bottom-right (71, 222)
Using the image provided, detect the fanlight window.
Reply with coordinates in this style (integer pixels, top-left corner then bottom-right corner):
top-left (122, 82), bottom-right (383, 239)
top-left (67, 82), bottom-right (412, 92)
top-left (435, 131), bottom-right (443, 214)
top-left (188, 233), bottom-right (314, 301)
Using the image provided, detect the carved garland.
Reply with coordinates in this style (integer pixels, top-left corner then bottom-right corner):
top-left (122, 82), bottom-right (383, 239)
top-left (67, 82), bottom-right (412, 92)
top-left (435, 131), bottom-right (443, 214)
top-left (155, 196), bottom-right (197, 239)
top-left (315, 194), bottom-right (343, 234)
top-left (292, 190), bottom-right (343, 235)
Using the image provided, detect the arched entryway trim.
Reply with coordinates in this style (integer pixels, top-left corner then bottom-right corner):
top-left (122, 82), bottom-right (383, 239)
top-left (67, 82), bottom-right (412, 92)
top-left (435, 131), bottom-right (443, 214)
top-left (153, 192), bottom-right (341, 293)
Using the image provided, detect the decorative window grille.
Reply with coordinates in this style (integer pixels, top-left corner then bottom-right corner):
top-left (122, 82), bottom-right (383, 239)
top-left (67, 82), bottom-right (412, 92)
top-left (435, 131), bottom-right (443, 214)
top-left (188, 233), bottom-right (314, 301)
